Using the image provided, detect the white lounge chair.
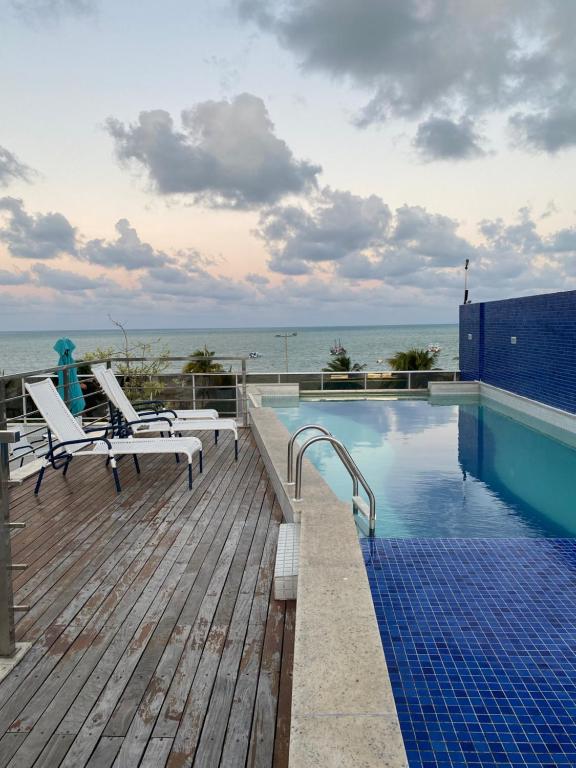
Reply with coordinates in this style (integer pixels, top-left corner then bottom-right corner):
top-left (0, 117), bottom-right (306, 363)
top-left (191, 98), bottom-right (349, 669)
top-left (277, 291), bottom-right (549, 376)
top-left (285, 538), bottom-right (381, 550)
top-left (25, 378), bottom-right (202, 495)
top-left (92, 365), bottom-right (219, 421)
top-left (91, 364), bottom-right (239, 460)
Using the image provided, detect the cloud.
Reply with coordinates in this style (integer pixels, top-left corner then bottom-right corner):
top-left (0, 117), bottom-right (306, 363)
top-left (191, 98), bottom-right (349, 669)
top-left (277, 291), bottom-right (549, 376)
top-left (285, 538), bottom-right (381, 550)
top-left (510, 107), bottom-right (576, 153)
top-left (106, 93), bottom-right (321, 208)
top-left (245, 272), bottom-right (270, 285)
top-left (80, 218), bottom-right (170, 270)
top-left (0, 268), bottom-right (30, 285)
top-left (255, 188), bottom-right (472, 277)
top-left (0, 197), bottom-right (76, 259)
top-left (253, 188), bottom-right (576, 303)
top-left (0, 146), bottom-right (35, 188)
top-left (414, 117), bottom-right (486, 161)
top-left (256, 188), bottom-right (391, 274)
top-left (31, 263), bottom-right (106, 292)
top-left (9, 0), bottom-right (96, 23)
top-left (139, 255), bottom-right (254, 303)
top-left (239, 0), bottom-right (576, 154)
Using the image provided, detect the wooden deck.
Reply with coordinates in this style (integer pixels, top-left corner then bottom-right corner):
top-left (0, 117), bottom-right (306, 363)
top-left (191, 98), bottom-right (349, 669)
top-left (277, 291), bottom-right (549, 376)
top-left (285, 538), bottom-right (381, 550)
top-left (0, 428), bottom-right (295, 767)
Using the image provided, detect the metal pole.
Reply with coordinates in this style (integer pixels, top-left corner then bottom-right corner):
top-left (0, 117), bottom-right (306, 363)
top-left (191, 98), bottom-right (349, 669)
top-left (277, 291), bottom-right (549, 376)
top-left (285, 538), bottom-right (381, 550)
top-left (21, 378), bottom-right (27, 425)
top-left (0, 430), bottom-right (17, 656)
top-left (63, 366), bottom-right (70, 408)
top-left (241, 359), bottom-right (248, 428)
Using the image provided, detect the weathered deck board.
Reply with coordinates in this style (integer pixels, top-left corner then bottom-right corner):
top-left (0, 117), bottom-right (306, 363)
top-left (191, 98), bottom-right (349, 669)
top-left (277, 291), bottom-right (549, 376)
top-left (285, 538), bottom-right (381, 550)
top-left (0, 429), bottom-right (293, 767)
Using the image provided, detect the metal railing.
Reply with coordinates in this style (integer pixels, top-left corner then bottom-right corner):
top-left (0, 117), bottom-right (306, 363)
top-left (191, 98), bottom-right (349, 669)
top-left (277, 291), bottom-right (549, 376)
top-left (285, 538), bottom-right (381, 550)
top-left (246, 369), bottom-right (459, 392)
top-left (0, 429), bottom-right (29, 657)
top-left (289, 429), bottom-right (377, 536)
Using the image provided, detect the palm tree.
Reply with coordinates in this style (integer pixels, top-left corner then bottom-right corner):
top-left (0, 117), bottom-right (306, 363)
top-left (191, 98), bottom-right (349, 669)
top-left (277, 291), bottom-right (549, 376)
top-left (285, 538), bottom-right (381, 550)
top-left (323, 353), bottom-right (366, 372)
top-left (182, 346), bottom-right (224, 374)
top-left (387, 347), bottom-right (439, 371)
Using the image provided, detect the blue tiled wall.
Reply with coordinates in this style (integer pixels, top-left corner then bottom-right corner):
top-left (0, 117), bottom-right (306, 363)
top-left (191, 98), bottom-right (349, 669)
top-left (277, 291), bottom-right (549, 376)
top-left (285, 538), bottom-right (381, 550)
top-left (460, 290), bottom-right (576, 413)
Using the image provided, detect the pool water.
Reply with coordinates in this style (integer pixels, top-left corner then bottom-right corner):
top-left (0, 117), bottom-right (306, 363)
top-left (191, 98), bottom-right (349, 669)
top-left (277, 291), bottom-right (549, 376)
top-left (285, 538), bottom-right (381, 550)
top-left (274, 398), bottom-right (576, 538)
top-left (273, 397), bottom-right (576, 767)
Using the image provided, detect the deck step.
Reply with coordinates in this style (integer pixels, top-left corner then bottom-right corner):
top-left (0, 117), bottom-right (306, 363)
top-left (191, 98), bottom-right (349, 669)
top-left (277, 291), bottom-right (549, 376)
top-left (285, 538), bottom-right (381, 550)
top-left (274, 523), bottom-right (300, 601)
top-left (352, 495), bottom-right (370, 519)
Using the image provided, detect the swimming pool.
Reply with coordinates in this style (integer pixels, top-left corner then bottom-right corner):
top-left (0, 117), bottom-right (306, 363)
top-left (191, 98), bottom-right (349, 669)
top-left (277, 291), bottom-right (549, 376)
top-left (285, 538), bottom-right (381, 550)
top-left (274, 398), bottom-right (576, 538)
top-left (272, 397), bottom-right (576, 767)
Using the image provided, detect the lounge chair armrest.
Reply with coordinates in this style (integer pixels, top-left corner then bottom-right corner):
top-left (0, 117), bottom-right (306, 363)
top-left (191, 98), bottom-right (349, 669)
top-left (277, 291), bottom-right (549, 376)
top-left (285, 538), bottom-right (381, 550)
top-left (50, 436), bottom-right (113, 454)
top-left (133, 399), bottom-right (165, 413)
top-left (84, 423), bottom-right (114, 437)
top-left (11, 445), bottom-right (35, 455)
top-left (125, 415), bottom-right (174, 429)
top-left (153, 408), bottom-right (178, 419)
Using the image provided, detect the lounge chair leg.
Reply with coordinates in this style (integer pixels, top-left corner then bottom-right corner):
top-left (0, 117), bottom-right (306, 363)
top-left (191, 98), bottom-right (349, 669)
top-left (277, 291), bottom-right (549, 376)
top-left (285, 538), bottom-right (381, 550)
top-left (235, 439), bottom-right (238, 461)
top-left (34, 465), bottom-right (46, 496)
top-left (188, 461), bottom-right (193, 490)
top-left (106, 456), bottom-right (110, 467)
top-left (111, 457), bottom-right (121, 493)
top-left (215, 430), bottom-right (219, 445)
top-left (133, 455), bottom-right (140, 474)
top-left (175, 452), bottom-right (180, 464)
top-left (199, 450), bottom-right (203, 473)
top-left (62, 456), bottom-right (72, 477)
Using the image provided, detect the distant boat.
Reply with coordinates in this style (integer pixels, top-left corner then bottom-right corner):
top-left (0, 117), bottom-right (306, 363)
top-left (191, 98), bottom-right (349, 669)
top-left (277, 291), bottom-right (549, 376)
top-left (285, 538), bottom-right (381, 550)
top-left (248, 351), bottom-right (262, 359)
top-left (330, 339), bottom-right (347, 355)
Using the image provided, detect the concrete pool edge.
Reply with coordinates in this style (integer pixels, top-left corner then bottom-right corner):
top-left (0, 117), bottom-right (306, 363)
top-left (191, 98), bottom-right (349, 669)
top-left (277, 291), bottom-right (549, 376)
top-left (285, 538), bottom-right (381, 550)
top-left (429, 380), bottom-right (576, 436)
top-left (250, 406), bottom-right (408, 768)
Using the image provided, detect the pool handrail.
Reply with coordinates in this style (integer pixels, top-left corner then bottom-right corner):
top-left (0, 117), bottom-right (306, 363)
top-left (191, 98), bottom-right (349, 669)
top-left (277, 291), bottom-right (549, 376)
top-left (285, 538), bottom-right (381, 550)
top-left (292, 433), bottom-right (377, 536)
top-left (286, 424), bottom-right (332, 483)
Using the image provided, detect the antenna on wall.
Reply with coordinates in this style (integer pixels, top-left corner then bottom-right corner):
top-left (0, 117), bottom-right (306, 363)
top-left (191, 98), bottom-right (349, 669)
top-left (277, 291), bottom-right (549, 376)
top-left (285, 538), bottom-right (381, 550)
top-left (463, 259), bottom-right (470, 304)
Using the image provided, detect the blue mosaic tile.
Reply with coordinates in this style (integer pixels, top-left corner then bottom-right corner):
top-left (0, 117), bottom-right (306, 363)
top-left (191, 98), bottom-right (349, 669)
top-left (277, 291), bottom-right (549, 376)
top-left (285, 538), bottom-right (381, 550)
top-left (361, 538), bottom-right (576, 768)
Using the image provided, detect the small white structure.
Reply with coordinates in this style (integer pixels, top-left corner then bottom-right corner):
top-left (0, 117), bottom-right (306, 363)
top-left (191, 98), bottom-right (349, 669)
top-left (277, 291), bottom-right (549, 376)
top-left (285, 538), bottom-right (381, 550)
top-left (274, 523), bottom-right (300, 601)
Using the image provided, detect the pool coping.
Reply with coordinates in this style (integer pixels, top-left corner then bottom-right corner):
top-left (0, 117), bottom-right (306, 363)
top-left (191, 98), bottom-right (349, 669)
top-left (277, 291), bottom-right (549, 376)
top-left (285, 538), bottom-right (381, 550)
top-left (429, 380), bottom-right (576, 436)
top-left (250, 406), bottom-right (408, 768)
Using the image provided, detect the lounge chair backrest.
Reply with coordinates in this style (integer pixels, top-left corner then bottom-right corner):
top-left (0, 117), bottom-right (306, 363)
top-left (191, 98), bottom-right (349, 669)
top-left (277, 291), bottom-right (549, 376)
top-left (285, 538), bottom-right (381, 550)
top-left (26, 378), bottom-right (87, 447)
top-left (91, 364), bottom-right (140, 422)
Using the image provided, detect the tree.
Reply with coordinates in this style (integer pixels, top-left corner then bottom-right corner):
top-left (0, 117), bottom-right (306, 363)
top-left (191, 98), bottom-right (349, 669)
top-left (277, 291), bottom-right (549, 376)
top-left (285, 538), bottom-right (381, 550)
top-left (386, 347), bottom-right (439, 371)
top-left (82, 316), bottom-right (171, 400)
top-left (323, 353), bottom-right (366, 372)
top-left (182, 346), bottom-right (225, 374)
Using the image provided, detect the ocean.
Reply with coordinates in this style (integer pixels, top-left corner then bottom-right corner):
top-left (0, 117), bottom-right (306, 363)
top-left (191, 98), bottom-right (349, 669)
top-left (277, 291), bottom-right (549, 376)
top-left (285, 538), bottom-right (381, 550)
top-left (0, 325), bottom-right (459, 375)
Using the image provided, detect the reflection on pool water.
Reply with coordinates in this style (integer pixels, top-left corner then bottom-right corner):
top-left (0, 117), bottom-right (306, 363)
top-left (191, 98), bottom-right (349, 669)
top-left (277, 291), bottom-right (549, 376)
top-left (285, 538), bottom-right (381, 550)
top-left (273, 398), bottom-right (576, 538)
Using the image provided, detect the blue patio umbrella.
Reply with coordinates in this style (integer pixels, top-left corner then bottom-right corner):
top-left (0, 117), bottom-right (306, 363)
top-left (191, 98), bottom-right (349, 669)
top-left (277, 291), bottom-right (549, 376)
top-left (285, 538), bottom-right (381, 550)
top-left (54, 337), bottom-right (85, 415)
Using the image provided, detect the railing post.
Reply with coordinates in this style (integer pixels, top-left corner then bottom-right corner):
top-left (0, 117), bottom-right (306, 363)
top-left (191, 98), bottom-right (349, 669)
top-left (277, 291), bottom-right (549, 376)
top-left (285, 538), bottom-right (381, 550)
top-left (0, 430), bottom-right (16, 657)
top-left (21, 378), bottom-right (27, 424)
top-left (192, 374), bottom-right (196, 411)
top-left (62, 366), bottom-right (70, 408)
top-left (363, 371), bottom-right (367, 390)
top-left (407, 371), bottom-right (412, 390)
top-left (321, 372), bottom-right (324, 391)
top-left (0, 380), bottom-right (6, 433)
top-left (241, 359), bottom-right (248, 428)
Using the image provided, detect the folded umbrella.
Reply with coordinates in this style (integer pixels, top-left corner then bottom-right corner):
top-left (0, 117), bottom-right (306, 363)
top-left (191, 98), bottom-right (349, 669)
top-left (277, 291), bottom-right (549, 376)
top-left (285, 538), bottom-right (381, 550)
top-left (53, 337), bottom-right (86, 415)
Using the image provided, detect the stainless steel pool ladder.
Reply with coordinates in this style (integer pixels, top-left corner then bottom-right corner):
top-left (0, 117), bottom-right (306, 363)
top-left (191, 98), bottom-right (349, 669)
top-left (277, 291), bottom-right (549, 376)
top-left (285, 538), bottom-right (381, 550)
top-left (286, 425), bottom-right (377, 536)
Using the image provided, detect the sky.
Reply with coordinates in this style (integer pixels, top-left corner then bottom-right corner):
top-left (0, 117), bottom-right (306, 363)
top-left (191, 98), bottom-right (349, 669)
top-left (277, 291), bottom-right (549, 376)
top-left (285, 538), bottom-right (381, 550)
top-left (1, 0), bottom-right (576, 330)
